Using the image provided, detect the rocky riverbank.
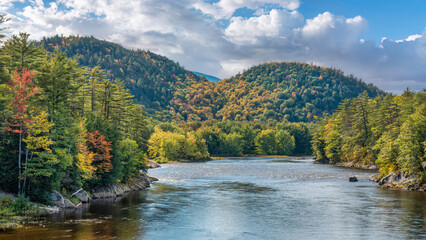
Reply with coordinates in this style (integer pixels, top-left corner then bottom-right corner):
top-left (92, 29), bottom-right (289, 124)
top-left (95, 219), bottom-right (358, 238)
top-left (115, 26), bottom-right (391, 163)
top-left (334, 161), bottom-right (378, 170)
top-left (314, 159), bottom-right (378, 170)
top-left (315, 159), bottom-right (425, 191)
top-left (91, 173), bottom-right (157, 199)
top-left (374, 172), bottom-right (425, 191)
top-left (51, 173), bottom-right (157, 208)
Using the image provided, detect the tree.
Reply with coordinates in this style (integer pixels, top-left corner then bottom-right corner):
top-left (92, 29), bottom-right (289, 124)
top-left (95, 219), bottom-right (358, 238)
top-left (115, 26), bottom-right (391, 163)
top-left (119, 138), bottom-right (146, 181)
top-left (37, 52), bottom-right (81, 121)
top-left (275, 130), bottom-right (295, 155)
top-left (255, 129), bottom-right (277, 155)
top-left (0, 14), bottom-right (10, 83)
top-left (74, 119), bottom-right (95, 180)
top-left (4, 68), bottom-right (39, 194)
top-left (22, 110), bottom-right (54, 196)
top-left (87, 131), bottom-right (113, 180)
top-left (1, 33), bottom-right (46, 74)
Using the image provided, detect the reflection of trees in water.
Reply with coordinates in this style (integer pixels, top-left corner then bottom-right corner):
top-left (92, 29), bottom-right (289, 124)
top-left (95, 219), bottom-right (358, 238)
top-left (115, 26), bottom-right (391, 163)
top-left (375, 189), bottom-right (426, 238)
top-left (29, 192), bottom-right (150, 240)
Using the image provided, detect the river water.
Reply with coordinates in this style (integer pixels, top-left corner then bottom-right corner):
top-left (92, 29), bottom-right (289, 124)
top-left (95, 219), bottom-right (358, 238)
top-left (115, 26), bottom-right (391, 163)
top-left (1, 157), bottom-right (425, 240)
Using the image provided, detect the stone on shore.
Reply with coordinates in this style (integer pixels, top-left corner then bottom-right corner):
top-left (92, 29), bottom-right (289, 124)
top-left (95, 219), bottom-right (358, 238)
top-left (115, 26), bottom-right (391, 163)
top-left (50, 191), bottom-right (65, 208)
top-left (378, 172), bottom-right (424, 191)
top-left (74, 190), bottom-right (91, 203)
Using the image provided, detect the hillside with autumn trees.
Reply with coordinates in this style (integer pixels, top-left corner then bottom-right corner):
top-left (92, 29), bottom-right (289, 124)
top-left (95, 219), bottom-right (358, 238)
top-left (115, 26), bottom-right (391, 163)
top-left (40, 35), bottom-right (208, 120)
top-left (40, 36), bottom-right (385, 122)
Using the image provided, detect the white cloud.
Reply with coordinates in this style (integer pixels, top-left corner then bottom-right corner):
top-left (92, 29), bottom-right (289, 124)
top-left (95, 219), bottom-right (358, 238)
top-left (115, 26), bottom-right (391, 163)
top-left (225, 9), bottom-right (303, 44)
top-left (193, 0), bottom-right (300, 19)
top-left (1, 0), bottom-right (425, 93)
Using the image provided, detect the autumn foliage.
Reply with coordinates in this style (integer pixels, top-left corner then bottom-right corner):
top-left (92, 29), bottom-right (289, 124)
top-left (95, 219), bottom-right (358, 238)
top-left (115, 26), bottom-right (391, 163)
top-left (87, 131), bottom-right (113, 178)
top-left (4, 68), bottom-right (39, 134)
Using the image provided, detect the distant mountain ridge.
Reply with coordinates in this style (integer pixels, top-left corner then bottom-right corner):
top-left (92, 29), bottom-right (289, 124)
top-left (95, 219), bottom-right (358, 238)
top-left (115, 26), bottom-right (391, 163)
top-left (193, 72), bottom-right (221, 82)
top-left (41, 36), bottom-right (386, 122)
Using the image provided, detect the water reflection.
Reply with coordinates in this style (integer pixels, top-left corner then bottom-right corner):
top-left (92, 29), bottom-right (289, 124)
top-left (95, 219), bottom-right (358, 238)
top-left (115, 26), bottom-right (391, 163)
top-left (0, 157), bottom-right (424, 240)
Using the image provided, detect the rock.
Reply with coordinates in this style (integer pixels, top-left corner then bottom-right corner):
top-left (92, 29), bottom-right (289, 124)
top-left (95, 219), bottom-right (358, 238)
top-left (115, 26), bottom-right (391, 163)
top-left (74, 190), bottom-right (91, 203)
top-left (369, 174), bottom-right (379, 182)
top-left (50, 191), bottom-right (65, 208)
top-left (349, 176), bottom-right (358, 182)
top-left (91, 173), bottom-right (154, 199)
top-left (64, 198), bottom-right (76, 209)
top-left (378, 172), bottom-right (423, 190)
top-left (147, 160), bottom-right (161, 168)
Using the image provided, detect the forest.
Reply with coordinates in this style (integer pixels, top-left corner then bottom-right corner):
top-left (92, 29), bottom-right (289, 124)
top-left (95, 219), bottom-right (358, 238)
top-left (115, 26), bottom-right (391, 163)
top-left (40, 36), bottom-right (385, 122)
top-left (312, 90), bottom-right (426, 183)
top-left (0, 31), bottom-right (151, 203)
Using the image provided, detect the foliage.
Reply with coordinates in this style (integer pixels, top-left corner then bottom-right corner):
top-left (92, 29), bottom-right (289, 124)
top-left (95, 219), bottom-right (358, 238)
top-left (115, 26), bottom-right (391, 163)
top-left (148, 126), bottom-right (209, 162)
top-left (313, 90), bottom-right (426, 182)
top-left (169, 62), bottom-right (385, 122)
top-left (40, 36), bottom-right (384, 123)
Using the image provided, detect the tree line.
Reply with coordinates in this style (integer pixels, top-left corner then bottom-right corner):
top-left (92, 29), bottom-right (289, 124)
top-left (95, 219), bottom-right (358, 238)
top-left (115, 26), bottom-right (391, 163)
top-left (148, 121), bottom-right (312, 162)
top-left (0, 22), bottom-right (151, 203)
top-left (312, 90), bottom-right (425, 182)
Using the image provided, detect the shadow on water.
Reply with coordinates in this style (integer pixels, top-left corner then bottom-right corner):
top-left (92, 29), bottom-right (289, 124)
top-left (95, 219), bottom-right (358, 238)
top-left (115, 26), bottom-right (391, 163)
top-left (210, 181), bottom-right (277, 193)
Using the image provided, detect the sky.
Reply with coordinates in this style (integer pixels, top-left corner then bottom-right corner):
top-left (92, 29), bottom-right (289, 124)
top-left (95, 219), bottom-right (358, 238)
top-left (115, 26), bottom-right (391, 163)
top-left (1, 0), bottom-right (426, 93)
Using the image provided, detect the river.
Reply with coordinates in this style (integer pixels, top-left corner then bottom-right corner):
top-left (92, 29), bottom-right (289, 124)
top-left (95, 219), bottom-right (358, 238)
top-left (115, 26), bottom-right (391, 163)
top-left (1, 157), bottom-right (425, 240)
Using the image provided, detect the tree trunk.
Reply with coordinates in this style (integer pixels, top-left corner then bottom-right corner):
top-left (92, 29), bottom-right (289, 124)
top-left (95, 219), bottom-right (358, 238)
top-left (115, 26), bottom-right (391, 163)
top-left (22, 148), bottom-right (29, 196)
top-left (18, 124), bottom-right (22, 195)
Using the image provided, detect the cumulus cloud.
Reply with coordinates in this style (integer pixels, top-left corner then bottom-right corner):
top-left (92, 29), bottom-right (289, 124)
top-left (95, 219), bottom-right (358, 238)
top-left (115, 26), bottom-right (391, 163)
top-left (193, 0), bottom-right (300, 19)
top-left (1, 0), bottom-right (425, 93)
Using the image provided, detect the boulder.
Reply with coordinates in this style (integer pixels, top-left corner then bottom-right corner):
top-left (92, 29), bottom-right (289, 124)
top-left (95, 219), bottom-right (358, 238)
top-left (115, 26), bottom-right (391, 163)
top-left (369, 174), bottom-right (379, 182)
top-left (50, 190), bottom-right (65, 208)
top-left (91, 173), bottom-right (154, 199)
top-left (74, 190), bottom-right (91, 203)
top-left (349, 176), bottom-right (358, 182)
top-left (378, 172), bottom-right (423, 190)
top-left (147, 160), bottom-right (161, 168)
top-left (64, 198), bottom-right (76, 209)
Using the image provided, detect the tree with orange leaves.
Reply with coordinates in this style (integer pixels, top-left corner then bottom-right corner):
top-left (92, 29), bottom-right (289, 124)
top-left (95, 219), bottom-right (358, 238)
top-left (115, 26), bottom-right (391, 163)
top-left (87, 131), bottom-right (113, 180)
top-left (4, 68), bottom-right (39, 194)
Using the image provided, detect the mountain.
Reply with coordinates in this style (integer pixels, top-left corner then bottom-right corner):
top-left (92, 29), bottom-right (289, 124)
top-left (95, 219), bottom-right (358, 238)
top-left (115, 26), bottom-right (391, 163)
top-left (41, 36), bottom-right (385, 122)
top-left (193, 72), bottom-right (221, 82)
top-left (169, 62), bottom-right (386, 122)
top-left (40, 35), bottom-right (207, 119)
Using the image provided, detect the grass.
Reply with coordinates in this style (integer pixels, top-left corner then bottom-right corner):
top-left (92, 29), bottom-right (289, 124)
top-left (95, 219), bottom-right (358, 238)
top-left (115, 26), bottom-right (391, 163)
top-left (0, 195), bottom-right (39, 231)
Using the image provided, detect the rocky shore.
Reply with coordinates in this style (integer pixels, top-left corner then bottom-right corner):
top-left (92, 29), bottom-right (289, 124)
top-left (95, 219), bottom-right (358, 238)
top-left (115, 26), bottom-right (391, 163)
top-left (374, 172), bottom-right (425, 191)
top-left (334, 161), bottom-right (378, 170)
top-left (314, 159), bottom-right (378, 170)
top-left (50, 173), bottom-right (158, 208)
top-left (91, 173), bottom-right (157, 199)
top-left (315, 159), bottom-right (425, 191)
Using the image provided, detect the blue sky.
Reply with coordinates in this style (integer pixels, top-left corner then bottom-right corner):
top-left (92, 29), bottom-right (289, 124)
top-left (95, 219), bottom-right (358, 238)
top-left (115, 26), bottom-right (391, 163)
top-left (1, 0), bottom-right (425, 93)
top-left (299, 0), bottom-right (426, 43)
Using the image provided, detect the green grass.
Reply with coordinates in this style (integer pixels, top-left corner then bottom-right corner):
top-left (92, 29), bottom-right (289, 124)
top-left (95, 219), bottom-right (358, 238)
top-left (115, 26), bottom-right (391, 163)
top-left (0, 195), bottom-right (37, 231)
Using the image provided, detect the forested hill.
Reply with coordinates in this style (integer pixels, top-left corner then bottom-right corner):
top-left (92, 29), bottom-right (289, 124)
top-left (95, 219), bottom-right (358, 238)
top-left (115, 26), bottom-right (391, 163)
top-left (40, 36), bottom-right (207, 117)
top-left (41, 36), bottom-right (385, 122)
top-left (171, 62), bottom-right (386, 122)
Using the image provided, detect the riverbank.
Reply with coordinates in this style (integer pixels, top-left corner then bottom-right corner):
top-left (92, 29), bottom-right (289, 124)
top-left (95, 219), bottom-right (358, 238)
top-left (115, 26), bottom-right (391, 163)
top-left (314, 159), bottom-right (425, 192)
top-left (375, 172), bottom-right (425, 191)
top-left (0, 173), bottom-right (157, 231)
top-left (91, 173), bottom-right (157, 199)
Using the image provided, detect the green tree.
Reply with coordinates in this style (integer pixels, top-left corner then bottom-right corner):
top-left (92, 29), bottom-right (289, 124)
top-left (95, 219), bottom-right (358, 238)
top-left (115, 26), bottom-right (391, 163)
top-left (275, 130), bottom-right (295, 155)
